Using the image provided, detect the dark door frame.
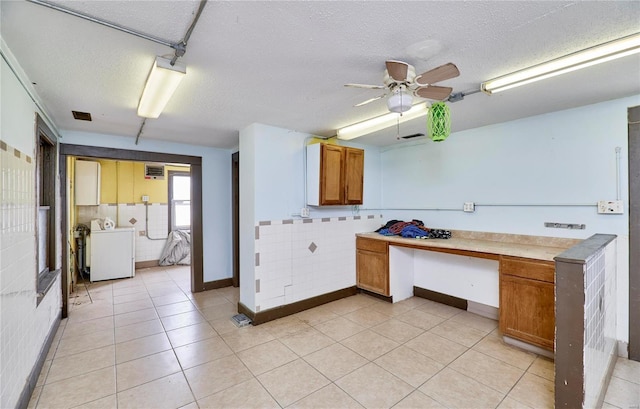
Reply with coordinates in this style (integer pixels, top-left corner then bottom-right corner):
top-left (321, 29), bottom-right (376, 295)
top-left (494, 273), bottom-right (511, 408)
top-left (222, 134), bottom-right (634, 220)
top-left (629, 105), bottom-right (640, 361)
top-left (60, 143), bottom-right (205, 319)
top-left (232, 151), bottom-right (239, 287)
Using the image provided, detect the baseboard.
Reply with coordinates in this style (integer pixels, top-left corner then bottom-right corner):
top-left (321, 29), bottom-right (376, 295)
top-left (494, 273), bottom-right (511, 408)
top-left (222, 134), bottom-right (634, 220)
top-left (16, 311), bottom-right (61, 409)
top-left (413, 286), bottom-right (467, 311)
top-left (595, 346), bottom-right (619, 409)
top-left (503, 335), bottom-right (554, 360)
top-left (618, 341), bottom-right (629, 358)
top-left (238, 286), bottom-right (358, 325)
top-left (467, 300), bottom-right (499, 320)
top-left (135, 260), bottom-right (159, 269)
top-left (203, 278), bottom-right (234, 291)
top-left (358, 288), bottom-right (392, 303)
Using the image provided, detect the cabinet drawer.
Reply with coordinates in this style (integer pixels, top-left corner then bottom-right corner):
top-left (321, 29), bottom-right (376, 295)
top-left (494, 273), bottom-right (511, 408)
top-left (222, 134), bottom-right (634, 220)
top-left (356, 237), bottom-right (388, 253)
top-left (500, 256), bottom-right (554, 283)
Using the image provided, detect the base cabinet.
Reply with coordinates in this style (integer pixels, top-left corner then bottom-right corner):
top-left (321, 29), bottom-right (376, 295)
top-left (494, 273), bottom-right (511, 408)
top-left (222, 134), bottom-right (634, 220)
top-left (499, 256), bottom-right (555, 351)
top-left (356, 237), bottom-right (389, 296)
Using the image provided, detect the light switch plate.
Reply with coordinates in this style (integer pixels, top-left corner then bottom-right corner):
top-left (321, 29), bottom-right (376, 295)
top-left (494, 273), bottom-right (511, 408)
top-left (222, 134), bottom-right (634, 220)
top-left (597, 200), bottom-right (623, 214)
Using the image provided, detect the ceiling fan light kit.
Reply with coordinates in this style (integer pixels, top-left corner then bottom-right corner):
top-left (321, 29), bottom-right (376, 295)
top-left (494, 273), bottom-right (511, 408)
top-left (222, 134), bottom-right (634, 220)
top-left (387, 89), bottom-right (413, 113)
top-left (337, 103), bottom-right (429, 140)
top-left (137, 56), bottom-right (187, 119)
top-left (481, 32), bottom-right (640, 94)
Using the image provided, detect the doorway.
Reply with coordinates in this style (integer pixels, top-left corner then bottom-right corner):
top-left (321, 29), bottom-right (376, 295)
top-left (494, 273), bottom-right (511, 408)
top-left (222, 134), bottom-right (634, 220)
top-left (59, 143), bottom-right (204, 318)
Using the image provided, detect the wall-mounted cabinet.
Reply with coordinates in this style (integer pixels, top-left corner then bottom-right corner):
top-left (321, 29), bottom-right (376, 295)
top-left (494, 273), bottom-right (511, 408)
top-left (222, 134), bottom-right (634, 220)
top-left (307, 143), bottom-right (364, 206)
top-left (75, 160), bottom-right (101, 206)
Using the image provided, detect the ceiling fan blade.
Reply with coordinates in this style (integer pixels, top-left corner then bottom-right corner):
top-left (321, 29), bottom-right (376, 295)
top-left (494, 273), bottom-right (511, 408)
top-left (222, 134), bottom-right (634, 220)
top-left (386, 60), bottom-right (409, 82)
top-left (414, 63), bottom-right (460, 86)
top-left (354, 94), bottom-right (386, 107)
top-left (414, 85), bottom-right (453, 101)
top-left (344, 83), bottom-right (386, 90)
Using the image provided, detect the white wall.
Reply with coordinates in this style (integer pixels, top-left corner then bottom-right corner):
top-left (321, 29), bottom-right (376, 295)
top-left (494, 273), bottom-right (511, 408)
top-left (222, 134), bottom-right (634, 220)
top-left (61, 131), bottom-right (233, 283)
top-left (379, 95), bottom-right (640, 342)
top-left (0, 43), bottom-right (62, 409)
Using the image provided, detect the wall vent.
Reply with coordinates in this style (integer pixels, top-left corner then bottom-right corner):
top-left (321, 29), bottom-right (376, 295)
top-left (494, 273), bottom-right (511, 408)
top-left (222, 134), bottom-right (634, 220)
top-left (401, 133), bottom-right (425, 139)
top-left (144, 163), bottom-right (165, 180)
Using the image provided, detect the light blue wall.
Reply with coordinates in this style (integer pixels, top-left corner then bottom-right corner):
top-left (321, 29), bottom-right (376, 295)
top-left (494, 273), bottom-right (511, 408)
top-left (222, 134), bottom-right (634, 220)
top-left (62, 131), bottom-right (233, 283)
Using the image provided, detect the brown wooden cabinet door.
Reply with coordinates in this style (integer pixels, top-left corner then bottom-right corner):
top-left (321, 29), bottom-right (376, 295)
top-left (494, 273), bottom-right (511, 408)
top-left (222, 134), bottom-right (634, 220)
top-left (344, 148), bottom-right (364, 205)
top-left (356, 249), bottom-right (389, 296)
top-left (500, 274), bottom-right (555, 350)
top-left (319, 144), bottom-right (344, 205)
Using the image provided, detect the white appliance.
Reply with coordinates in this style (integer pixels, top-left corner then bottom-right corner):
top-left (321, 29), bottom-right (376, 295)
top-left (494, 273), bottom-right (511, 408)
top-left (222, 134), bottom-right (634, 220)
top-left (89, 227), bottom-right (135, 282)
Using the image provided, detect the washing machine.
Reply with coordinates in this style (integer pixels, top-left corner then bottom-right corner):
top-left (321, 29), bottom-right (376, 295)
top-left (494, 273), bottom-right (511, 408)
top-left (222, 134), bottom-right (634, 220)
top-left (88, 227), bottom-right (135, 282)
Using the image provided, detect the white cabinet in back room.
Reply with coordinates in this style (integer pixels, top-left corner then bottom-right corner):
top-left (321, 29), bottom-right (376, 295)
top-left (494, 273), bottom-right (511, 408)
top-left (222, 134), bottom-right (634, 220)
top-left (75, 160), bottom-right (101, 205)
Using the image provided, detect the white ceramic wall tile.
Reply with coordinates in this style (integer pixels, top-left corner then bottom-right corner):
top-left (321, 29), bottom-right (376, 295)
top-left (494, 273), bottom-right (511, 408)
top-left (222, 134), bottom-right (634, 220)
top-left (254, 216), bottom-right (382, 310)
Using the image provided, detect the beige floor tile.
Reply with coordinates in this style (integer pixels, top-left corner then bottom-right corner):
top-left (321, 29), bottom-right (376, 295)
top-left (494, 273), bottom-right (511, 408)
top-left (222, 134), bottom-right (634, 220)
top-left (449, 349), bottom-right (524, 393)
top-left (115, 332), bottom-right (171, 364)
top-left (160, 310), bottom-right (206, 331)
top-left (113, 292), bottom-right (151, 305)
top-left (448, 310), bottom-right (498, 333)
top-left (612, 357), bottom-right (640, 385)
top-left (113, 298), bottom-right (155, 315)
top-left (55, 328), bottom-right (115, 359)
top-left (184, 355), bottom-right (253, 400)
top-left (70, 394), bottom-right (117, 409)
top-left (220, 325), bottom-right (275, 352)
top-left (404, 331), bottom-right (467, 366)
top-left (395, 309), bottom-right (445, 331)
top-left (66, 305), bottom-right (114, 324)
top-left (116, 350), bottom-right (181, 391)
top-left (295, 306), bottom-right (340, 326)
top-left (199, 302), bottom-right (238, 321)
top-left (35, 359), bottom-right (51, 387)
top-left (152, 292), bottom-right (190, 307)
top-left (38, 366), bottom-right (116, 409)
top-left (166, 322), bottom-right (218, 347)
top-left (261, 315), bottom-right (313, 338)
top-left (140, 273), bottom-right (173, 285)
top-left (289, 383), bottom-right (363, 408)
top-left (174, 336), bottom-right (234, 369)
top-left (507, 372), bottom-right (554, 409)
top-left (420, 367), bottom-right (504, 409)
top-left (496, 396), bottom-right (534, 408)
top-left (369, 299), bottom-right (415, 317)
top-left (111, 285), bottom-right (146, 297)
top-left (324, 297), bottom-right (371, 316)
top-left (314, 316), bottom-right (366, 341)
top-left (237, 339), bottom-right (298, 375)
top-left (604, 376), bottom-right (640, 409)
top-left (155, 300), bottom-right (196, 317)
top-left (114, 318), bottom-right (164, 344)
top-left (393, 390), bottom-right (446, 409)
top-left (146, 285), bottom-right (183, 299)
top-left (177, 402), bottom-right (199, 409)
top-left (527, 356), bottom-right (554, 381)
top-left (258, 359), bottom-right (330, 407)
top-left (114, 307), bottom-right (158, 328)
top-left (197, 378), bottom-right (280, 409)
top-left (472, 333), bottom-right (537, 370)
top-left (342, 329), bottom-right (400, 361)
top-left (47, 345), bottom-right (115, 384)
top-left (304, 343), bottom-right (369, 381)
top-left (370, 318), bottom-right (424, 343)
top-left (27, 386), bottom-right (41, 409)
top-left (429, 320), bottom-right (487, 347)
top-left (190, 292), bottom-right (232, 310)
top-left (62, 316), bottom-right (114, 339)
top-left (336, 362), bottom-right (413, 409)
top-left (394, 296), bottom-right (428, 309)
top-left (116, 372), bottom-right (194, 409)
top-left (374, 345), bottom-right (444, 387)
top-left (343, 308), bottom-right (391, 327)
top-left (601, 402), bottom-right (621, 409)
top-left (415, 300), bottom-right (464, 319)
top-left (280, 326), bottom-right (335, 356)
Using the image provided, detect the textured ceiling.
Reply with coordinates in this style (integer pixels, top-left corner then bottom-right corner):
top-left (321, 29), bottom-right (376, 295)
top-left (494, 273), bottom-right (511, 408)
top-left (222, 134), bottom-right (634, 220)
top-left (1, 1), bottom-right (639, 148)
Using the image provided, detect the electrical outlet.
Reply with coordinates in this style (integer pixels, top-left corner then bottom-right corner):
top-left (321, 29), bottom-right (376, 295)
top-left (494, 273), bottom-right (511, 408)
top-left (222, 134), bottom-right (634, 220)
top-left (142, 195), bottom-right (149, 202)
top-left (463, 202), bottom-right (475, 212)
top-left (300, 207), bottom-right (310, 218)
top-left (597, 200), bottom-right (623, 214)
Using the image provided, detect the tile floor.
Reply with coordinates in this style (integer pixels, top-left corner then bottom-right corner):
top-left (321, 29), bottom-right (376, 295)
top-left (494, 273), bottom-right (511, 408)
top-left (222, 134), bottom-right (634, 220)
top-left (28, 266), bottom-right (640, 409)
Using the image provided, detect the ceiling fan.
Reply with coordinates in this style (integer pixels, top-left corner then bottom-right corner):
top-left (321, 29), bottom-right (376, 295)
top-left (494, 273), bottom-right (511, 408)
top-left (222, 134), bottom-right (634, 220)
top-left (345, 60), bottom-right (460, 113)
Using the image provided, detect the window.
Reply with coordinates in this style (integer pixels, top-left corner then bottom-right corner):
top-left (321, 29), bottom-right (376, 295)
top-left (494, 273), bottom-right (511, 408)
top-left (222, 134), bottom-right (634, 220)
top-left (169, 171), bottom-right (191, 231)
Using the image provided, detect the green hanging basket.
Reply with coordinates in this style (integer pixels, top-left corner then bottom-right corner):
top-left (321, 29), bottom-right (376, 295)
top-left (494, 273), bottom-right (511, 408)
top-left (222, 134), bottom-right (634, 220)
top-left (427, 102), bottom-right (451, 142)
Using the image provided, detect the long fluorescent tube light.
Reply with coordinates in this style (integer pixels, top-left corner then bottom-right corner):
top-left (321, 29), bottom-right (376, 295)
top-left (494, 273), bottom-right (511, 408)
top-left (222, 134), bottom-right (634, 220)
top-left (137, 56), bottom-right (186, 118)
top-left (482, 32), bottom-right (640, 94)
top-left (337, 103), bottom-right (429, 140)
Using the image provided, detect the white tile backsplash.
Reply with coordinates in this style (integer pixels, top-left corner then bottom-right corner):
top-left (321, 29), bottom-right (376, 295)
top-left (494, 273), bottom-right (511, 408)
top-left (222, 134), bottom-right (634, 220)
top-left (254, 215), bottom-right (382, 311)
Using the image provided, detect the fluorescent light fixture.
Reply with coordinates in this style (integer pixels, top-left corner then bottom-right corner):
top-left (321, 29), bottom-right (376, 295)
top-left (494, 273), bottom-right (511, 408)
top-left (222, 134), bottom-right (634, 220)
top-left (337, 103), bottom-right (428, 140)
top-left (481, 32), bottom-right (640, 94)
top-left (137, 56), bottom-right (186, 118)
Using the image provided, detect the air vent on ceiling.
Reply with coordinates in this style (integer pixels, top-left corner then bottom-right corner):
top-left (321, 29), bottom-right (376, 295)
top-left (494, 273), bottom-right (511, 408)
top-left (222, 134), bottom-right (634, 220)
top-left (400, 133), bottom-right (425, 139)
top-left (144, 163), bottom-right (165, 180)
top-left (72, 111), bottom-right (92, 121)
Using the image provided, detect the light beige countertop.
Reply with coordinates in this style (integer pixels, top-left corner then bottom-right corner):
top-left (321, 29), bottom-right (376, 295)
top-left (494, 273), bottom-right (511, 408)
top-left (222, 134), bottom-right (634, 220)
top-left (356, 230), bottom-right (582, 262)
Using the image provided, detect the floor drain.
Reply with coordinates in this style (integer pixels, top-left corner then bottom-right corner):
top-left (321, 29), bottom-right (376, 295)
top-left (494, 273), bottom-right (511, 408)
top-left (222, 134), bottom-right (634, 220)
top-left (231, 313), bottom-right (252, 327)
